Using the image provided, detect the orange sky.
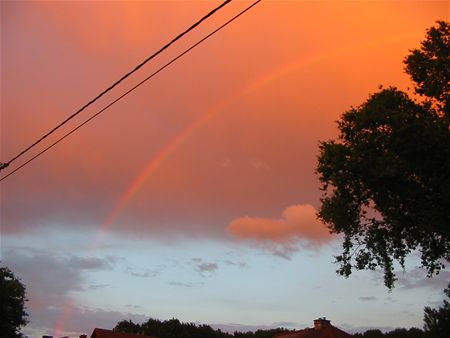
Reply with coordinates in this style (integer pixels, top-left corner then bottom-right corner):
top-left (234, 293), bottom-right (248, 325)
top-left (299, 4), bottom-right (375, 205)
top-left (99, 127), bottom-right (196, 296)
top-left (3, 0), bottom-right (445, 238)
top-left (1, 1), bottom-right (449, 336)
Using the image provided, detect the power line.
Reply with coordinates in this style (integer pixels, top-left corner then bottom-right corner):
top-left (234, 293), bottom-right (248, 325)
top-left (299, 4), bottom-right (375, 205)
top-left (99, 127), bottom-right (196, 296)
top-left (0, 0), bottom-right (232, 172)
top-left (0, 0), bottom-right (262, 182)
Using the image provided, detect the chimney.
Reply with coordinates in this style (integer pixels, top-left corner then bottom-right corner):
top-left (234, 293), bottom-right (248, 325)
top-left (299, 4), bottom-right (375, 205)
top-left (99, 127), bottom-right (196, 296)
top-left (314, 318), bottom-right (331, 330)
top-left (80, 335), bottom-right (88, 338)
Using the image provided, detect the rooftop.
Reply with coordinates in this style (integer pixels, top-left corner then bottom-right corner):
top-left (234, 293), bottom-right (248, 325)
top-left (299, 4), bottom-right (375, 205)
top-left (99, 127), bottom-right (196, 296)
top-left (90, 328), bottom-right (160, 338)
top-left (274, 318), bottom-right (352, 338)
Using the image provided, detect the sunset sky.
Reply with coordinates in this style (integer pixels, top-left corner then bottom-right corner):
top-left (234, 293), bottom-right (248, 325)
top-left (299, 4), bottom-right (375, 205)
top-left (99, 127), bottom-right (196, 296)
top-left (1, 1), bottom-right (449, 337)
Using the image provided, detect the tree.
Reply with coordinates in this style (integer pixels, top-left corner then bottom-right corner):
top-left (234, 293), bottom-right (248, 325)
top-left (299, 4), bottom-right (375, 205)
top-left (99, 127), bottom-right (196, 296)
top-left (362, 329), bottom-right (384, 338)
top-left (114, 320), bottom-right (142, 334)
top-left (423, 282), bottom-right (450, 338)
top-left (316, 21), bottom-right (450, 288)
top-left (114, 317), bottom-right (292, 338)
top-left (404, 21), bottom-right (449, 117)
top-left (0, 266), bottom-right (28, 338)
top-left (353, 328), bottom-right (424, 338)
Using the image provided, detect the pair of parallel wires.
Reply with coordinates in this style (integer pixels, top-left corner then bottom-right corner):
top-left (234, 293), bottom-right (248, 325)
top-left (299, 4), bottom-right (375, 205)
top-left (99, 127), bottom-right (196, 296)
top-left (0, 0), bottom-right (262, 182)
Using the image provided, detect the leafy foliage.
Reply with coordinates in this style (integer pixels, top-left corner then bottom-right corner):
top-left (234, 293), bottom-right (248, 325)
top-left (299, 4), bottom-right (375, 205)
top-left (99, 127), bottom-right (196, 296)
top-left (423, 282), bottom-right (450, 338)
top-left (114, 320), bottom-right (142, 334)
top-left (114, 318), bottom-right (291, 338)
top-left (316, 21), bottom-right (450, 288)
top-left (354, 328), bottom-right (424, 338)
top-left (114, 318), bottom-right (429, 338)
top-left (0, 266), bottom-right (28, 338)
top-left (404, 21), bottom-right (449, 116)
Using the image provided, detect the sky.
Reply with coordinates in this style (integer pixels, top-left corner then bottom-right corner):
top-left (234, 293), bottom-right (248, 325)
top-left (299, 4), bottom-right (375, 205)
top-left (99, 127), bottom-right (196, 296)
top-left (1, 0), bottom-right (449, 337)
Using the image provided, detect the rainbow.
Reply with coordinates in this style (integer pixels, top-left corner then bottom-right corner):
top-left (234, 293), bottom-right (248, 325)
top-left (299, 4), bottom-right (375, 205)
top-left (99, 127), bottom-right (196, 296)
top-left (56, 33), bottom-right (415, 334)
top-left (97, 33), bottom-right (416, 239)
top-left (98, 56), bottom-right (318, 233)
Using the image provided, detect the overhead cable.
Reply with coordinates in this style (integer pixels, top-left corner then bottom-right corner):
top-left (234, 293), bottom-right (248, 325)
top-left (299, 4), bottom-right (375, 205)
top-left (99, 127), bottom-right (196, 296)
top-left (0, 0), bottom-right (232, 171)
top-left (0, 0), bottom-right (262, 182)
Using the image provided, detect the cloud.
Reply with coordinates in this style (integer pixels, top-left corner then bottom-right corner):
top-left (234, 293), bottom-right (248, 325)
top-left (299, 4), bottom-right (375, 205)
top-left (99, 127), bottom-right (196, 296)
top-left (2, 248), bottom-right (145, 336)
top-left (24, 305), bottom-right (148, 337)
top-left (339, 324), bottom-right (397, 335)
top-left (368, 266), bottom-right (450, 291)
top-left (224, 260), bottom-right (247, 269)
top-left (196, 262), bottom-right (218, 273)
top-left (168, 281), bottom-right (205, 288)
top-left (2, 0), bottom-right (445, 253)
top-left (221, 157), bottom-right (233, 168)
top-left (69, 256), bottom-right (116, 270)
top-left (88, 284), bottom-right (110, 290)
top-left (126, 266), bottom-right (163, 278)
top-left (190, 258), bottom-right (218, 276)
top-left (211, 322), bottom-right (298, 333)
top-left (2, 247), bottom-right (118, 309)
top-left (228, 204), bottom-right (330, 243)
top-left (227, 204), bottom-right (333, 258)
top-left (359, 296), bottom-right (377, 301)
top-left (396, 267), bottom-right (450, 290)
top-left (272, 322), bottom-right (300, 328)
top-left (249, 158), bottom-right (271, 171)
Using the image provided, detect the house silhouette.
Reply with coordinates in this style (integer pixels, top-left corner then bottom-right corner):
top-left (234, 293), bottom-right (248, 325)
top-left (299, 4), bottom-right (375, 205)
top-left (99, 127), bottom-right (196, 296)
top-left (273, 318), bottom-right (352, 338)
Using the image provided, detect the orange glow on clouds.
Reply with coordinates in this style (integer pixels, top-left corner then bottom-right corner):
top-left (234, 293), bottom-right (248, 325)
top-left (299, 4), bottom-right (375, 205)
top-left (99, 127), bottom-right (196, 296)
top-left (228, 204), bottom-right (331, 244)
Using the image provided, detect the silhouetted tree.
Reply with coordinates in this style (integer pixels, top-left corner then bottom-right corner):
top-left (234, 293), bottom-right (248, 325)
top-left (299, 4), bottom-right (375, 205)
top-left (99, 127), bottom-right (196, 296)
top-left (423, 282), bottom-right (450, 338)
top-left (316, 21), bottom-right (450, 288)
top-left (0, 266), bottom-right (28, 338)
top-left (405, 328), bottom-right (425, 338)
top-left (114, 317), bottom-right (292, 338)
top-left (404, 21), bottom-right (449, 117)
top-left (362, 329), bottom-right (384, 338)
top-left (114, 320), bottom-right (142, 334)
top-left (354, 328), bottom-right (424, 338)
top-left (385, 328), bottom-right (412, 338)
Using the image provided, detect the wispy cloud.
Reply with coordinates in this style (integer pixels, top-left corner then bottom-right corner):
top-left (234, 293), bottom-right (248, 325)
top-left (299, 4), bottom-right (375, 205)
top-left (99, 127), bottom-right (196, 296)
top-left (359, 296), bottom-right (377, 301)
top-left (211, 322), bottom-right (298, 333)
top-left (88, 284), bottom-right (110, 290)
top-left (191, 258), bottom-right (219, 277)
top-left (126, 266), bottom-right (163, 278)
top-left (224, 260), bottom-right (247, 269)
top-left (196, 262), bottom-right (218, 273)
top-left (397, 268), bottom-right (450, 290)
top-left (339, 323), bottom-right (397, 335)
top-left (249, 158), bottom-right (271, 171)
top-left (68, 256), bottom-right (116, 270)
top-left (370, 267), bottom-right (450, 290)
top-left (168, 281), bottom-right (205, 288)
